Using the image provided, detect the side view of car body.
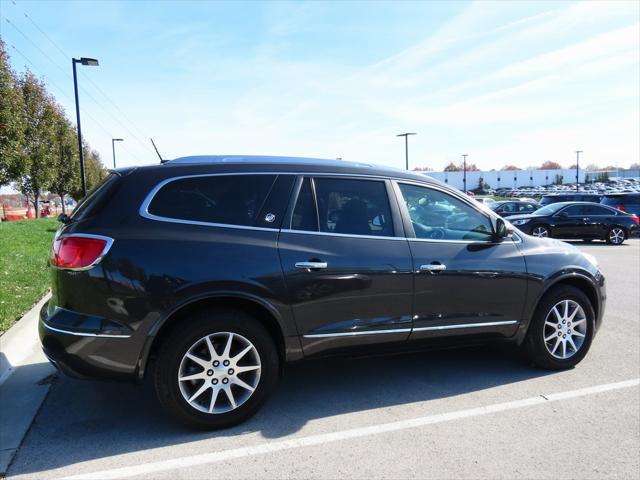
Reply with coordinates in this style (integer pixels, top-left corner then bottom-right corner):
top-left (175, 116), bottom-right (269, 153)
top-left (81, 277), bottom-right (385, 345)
top-left (41, 156), bottom-right (606, 429)
top-left (508, 202), bottom-right (639, 244)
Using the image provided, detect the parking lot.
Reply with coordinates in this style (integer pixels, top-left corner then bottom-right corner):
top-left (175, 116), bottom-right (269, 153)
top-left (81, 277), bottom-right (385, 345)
top-left (6, 239), bottom-right (640, 479)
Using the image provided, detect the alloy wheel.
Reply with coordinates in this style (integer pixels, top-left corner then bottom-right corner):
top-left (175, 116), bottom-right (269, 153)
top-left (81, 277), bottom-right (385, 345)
top-left (178, 332), bottom-right (261, 414)
top-left (543, 300), bottom-right (587, 360)
top-left (532, 226), bottom-right (549, 238)
top-left (609, 228), bottom-right (624, 245)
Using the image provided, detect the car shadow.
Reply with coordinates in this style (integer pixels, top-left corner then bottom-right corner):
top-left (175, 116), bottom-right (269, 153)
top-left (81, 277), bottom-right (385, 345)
top-left (9, 345), bottom-right (554, 476)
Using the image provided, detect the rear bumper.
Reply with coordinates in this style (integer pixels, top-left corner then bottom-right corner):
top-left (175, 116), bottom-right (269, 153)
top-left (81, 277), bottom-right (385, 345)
top-left (39, 302), bottom-right (142, 381)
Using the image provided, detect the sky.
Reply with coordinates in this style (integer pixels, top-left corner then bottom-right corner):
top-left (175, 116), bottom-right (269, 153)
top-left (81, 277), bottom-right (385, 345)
top-left (0, 0), bottom-right (638, 173)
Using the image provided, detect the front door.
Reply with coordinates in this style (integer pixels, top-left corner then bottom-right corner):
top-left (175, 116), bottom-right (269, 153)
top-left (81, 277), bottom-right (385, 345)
top-left (278, 176), bottom-right (414, 357)
top-left (552, 205), bottom-right (588, 238)
top-left (394, 182), bottom-right (528, 340)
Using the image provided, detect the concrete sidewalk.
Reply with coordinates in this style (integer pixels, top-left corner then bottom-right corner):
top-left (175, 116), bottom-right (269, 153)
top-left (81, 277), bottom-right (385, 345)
top-left (0, 294), bottom-right (55, 476)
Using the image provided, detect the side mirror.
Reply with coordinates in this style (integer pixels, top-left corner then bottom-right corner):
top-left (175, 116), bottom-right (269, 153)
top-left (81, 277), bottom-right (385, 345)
top-left (495, 217), bottom-right (508, 239)
top-left (558, 211), bottom-right (569, 218)
top-left (57, 213), bottom-right (71, 224)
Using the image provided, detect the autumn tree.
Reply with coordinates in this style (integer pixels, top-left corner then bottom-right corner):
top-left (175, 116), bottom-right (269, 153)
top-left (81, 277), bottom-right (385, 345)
top-left (501, 165), bottom-right (521, 171)
top-left (16, 71), bottom-right (57, 217)
top-left (0, 39), bottom-right (25, 188)
top-left (540, 161), bottom-right (562, 170)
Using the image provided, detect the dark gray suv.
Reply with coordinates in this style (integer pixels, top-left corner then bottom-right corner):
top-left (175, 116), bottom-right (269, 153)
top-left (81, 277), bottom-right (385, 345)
top-left (41, 156), bottom-right (606, 429)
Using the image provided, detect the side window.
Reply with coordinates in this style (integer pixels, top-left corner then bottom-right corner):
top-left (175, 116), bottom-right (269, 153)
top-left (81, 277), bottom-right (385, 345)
top-left (147, 174), bottom-right (276, 226)
top-left (399, 183), bottom-right (493, 241)
top-left (562, 205), bottom-right (583, 216)
top-left (583, 205), bottom-right (613, 216)
top-left (291, 178), bottom-right (318, 231)
top-left (502, 203), bottom-right (516, 213)
top-left (519, 203), bottom-right (536, 212)
top-left (313, 178), bottom-right (393, 236)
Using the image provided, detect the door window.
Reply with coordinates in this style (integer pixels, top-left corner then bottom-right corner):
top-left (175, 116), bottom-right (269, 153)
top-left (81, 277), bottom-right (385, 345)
top-left (312, 178), bottom-right (394, 236)
top-left (583, 205), bottom-right (613, 216)
top-left (519, 203), bottom-right (537, 212)
top-left (399, 183), bottom-right (493, 241)
top-left (561, 205), bottom-right (583, 216)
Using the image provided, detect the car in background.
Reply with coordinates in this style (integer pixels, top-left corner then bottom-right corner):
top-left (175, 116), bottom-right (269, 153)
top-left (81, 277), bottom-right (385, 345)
top-left (600, 193), bottom-right (640, 216)
top-left (539, 193), bottom-right (601, 206)
top-left (491, 200), bottom-right (541, 218)
top-left (508, 201), bottom-right (639, 244)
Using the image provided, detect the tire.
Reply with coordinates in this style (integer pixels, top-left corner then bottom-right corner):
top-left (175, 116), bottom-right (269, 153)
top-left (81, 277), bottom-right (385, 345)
top-left (531, 225), bottom-right (551, 238)
top-left (154, 308), bottom-right (279, 429)
top-left (523, 285), bottom-right (595, 370)
top-left (606, 227), bottom-right (626, 245)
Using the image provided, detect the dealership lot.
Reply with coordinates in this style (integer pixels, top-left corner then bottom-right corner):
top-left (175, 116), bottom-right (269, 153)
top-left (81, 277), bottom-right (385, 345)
top-left (7, 239), bottom-right (640, 479)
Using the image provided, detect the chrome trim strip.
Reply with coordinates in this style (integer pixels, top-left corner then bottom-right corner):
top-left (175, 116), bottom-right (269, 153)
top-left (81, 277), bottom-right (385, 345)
top-left (412, 320), bottom-right (518, 332)
top-left (42, 321), bottom-right (131, 338)
top-left (51, 233), bottom-right (114, 272)
top-left (303, 328), bottom-right (411, 338)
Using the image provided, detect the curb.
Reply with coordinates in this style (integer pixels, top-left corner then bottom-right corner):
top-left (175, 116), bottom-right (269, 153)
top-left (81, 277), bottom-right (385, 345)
top-left (0, 293), bottom-right (56, 476)
top-left (0, 293), bottom-right (51, 386)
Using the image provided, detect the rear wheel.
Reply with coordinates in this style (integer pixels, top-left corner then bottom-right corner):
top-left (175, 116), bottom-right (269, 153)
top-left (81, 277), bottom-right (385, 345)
top-left (606, 227), bottom-right (625, 245)
top-left (523, 285), bottom-right (595, 370)
top-left (154, 308), bottom-right (279, 429)
top-left (531, 225), bottom-right (551, 238)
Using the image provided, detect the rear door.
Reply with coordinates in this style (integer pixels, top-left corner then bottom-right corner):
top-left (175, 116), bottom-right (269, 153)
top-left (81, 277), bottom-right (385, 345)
top-left (394, 181), bottom-right (527, 340)
top-left (278, 176), bottom-right (413, 357)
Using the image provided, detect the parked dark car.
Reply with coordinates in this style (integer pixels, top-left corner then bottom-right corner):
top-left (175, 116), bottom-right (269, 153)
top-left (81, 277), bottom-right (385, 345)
top-left (508, 202), bottom-right (639, 244)
top-left (601, 193), bottom-right (640, 216)
top-left (491, 200), bottom-right (541, 218)
top-left (42, 156), bottom-right (606, 429)
top-left (539, 193), bottom-right (601, 206)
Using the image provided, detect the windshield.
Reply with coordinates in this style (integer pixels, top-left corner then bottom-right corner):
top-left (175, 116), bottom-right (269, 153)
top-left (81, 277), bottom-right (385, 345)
top-left (534, 203), bottom-right (566, 216)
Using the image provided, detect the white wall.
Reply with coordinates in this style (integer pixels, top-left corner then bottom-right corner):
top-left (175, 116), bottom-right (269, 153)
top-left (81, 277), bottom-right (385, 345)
top-left (425, 168), bottom-right (586, 190)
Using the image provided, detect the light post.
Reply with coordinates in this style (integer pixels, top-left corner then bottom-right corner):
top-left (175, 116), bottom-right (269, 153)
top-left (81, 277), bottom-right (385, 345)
top-left (397, 133), bottom-right (416, 170)
top-left (575, 150), bottom-right (582, 191)
top-left (112, 138), bottom-right (124, 169)
top-left (462, 154), bottom-right (468, 192)
top-left (72, 57), bottom-right (99, 197)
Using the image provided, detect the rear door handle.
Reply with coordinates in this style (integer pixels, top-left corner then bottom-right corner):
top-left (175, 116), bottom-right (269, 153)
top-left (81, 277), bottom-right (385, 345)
top-left (295, 261), bottom-right (328, 270)
top-left (420, 263), bottom-right (447, 274)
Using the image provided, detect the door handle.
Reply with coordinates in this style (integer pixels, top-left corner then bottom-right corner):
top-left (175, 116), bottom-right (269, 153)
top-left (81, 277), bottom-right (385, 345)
top-left (295, 261), bottom-right (328, 270)
top-left (420, 263), bottom-right (447, 274)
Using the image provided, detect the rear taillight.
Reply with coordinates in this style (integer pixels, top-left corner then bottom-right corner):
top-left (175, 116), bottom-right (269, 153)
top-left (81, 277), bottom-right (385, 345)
top-left (617, 203), bottom-right (626, 212)
top-left (631, 215), bottom-right (639, 224)
top-left (51, 235), bottom-right (113, 270)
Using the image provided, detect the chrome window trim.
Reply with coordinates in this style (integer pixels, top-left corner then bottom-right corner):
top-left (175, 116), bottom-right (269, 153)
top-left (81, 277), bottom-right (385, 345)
top-left (303, 328), bottom-right (411, 338)
top-left (51, 233), bottom-right (115, 272)
top-left (412, 320), bottom-right (518, 332)
top-left (280, 229), bottom-right (407, 241)
top-left (41, 321), bottom-right (131, 338)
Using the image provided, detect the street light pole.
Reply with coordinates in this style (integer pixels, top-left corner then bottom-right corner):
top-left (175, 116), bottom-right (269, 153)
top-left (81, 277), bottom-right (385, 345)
top-left (72, 57), bottom-right (99, 197)
top-left (111, 138), bottom-right (124, 169)
top-left (576, 150), bottom-right (582, 192)
top-left (462, 154), bottom-right (468, 193)
top-left (397, 133), bottom-right (416, 170)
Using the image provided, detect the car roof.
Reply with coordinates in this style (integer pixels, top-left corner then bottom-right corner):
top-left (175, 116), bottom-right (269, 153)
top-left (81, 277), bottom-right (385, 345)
top-left (128, 155), bottom-right (444, 185)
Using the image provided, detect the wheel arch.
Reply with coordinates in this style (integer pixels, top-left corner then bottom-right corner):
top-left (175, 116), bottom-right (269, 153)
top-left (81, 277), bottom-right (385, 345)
top-left (137, 293), bottom-right (290, 380)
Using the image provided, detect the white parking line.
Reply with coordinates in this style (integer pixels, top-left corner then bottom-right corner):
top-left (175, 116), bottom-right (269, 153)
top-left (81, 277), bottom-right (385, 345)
top-left (61, 378), bottom-right (640, 480)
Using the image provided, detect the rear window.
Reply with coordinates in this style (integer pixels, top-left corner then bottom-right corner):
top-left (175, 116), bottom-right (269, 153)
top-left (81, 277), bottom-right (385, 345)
top-left (147, 174), bottom-right (277, 226)
top-left (602, 195), bottom-right (640, 205)
top-left (71, 173), bottom-right (120, 221)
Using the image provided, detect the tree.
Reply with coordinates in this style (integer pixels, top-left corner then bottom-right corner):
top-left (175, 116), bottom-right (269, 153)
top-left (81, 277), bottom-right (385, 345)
top-left (444, 162), bottom-right (461, 172)
top-left (0, 39), bottom-right (26, 188)
top-left (630, 162), bottom-right (640, 169)
top-left (47, 104), bottom-right (79, 214)
top-left (69, 142), bottom-right (107, 200)
top-left (540, 161), bottom-right (562, 170)
top-left (585, 164), bottom-right (602, 172)
top-left (413, 166), bottom-right (434, 172)
top-left (16, 71), bottom-right (57, 218)
top-left (501, 165), bottom-right (521, 171)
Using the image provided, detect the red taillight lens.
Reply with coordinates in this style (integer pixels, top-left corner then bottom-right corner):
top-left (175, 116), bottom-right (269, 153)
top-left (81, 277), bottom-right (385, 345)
top-left (617, 203), bottom-right (626, 212)
top-left (51, 235), bottom-right (111, 269)
top-left (631, 215), bottom-right (639, 224)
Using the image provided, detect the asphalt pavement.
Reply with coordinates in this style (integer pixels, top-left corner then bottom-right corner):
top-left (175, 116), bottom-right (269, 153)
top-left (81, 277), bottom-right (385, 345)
top-left (6, 239), bottom-right (640, 479)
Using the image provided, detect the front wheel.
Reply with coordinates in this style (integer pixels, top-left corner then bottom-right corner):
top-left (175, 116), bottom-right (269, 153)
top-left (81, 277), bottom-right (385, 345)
top-left (606, 227), bottom-right (625, 245)
top-left (531, 225), bottom-right (551, 238)
top-left (523, 285), bottom-right (595, 370)
top-left (154, 308), bottom-right (279, 429)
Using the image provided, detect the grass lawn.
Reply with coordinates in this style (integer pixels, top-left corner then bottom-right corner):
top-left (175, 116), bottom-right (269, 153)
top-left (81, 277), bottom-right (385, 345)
top-left (0, 217), bottom-right (58, 334)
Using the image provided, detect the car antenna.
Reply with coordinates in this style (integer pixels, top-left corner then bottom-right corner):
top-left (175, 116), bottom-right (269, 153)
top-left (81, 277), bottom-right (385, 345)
top-left (150, 138), bottom-right (167, 163)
